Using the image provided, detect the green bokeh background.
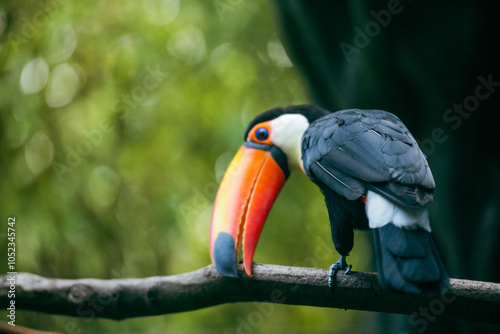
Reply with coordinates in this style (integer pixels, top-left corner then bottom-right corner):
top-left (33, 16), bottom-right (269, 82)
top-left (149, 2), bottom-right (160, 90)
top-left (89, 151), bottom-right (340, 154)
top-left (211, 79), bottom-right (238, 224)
top-left (0, 1), bottom-right (372, 332)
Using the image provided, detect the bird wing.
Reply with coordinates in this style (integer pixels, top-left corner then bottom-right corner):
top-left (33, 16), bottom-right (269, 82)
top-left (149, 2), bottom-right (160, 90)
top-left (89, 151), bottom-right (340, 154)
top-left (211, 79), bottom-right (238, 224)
top-left (302, 109), bottom-right (435, 210)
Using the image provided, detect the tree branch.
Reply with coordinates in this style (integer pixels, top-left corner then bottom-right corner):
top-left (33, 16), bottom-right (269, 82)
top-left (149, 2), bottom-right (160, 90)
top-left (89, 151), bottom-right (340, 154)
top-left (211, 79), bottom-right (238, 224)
top-left (1, 264), bottom-right (500, 324)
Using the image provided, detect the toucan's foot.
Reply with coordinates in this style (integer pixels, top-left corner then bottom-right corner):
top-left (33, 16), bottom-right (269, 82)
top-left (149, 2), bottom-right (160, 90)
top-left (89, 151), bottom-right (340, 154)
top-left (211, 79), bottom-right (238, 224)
top-left (328, 255), bottom-right (352, 292)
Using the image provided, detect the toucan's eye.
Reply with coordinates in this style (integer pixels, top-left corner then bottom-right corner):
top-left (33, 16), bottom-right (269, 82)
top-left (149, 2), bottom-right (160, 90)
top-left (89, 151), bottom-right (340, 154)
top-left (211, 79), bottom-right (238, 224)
top-left (255, 127), bottom-right (269, 141)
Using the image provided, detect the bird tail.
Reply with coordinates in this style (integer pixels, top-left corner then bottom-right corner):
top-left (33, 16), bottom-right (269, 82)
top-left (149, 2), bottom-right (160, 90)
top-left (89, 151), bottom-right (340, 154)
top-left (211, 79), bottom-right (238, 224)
top-left (373, 223), bottom-right (450, 297)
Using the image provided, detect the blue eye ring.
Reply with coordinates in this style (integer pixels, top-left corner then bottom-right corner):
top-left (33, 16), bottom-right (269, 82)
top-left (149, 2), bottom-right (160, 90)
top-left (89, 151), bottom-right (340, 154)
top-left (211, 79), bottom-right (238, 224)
top-left (255, 127), bottom-right (269, 141)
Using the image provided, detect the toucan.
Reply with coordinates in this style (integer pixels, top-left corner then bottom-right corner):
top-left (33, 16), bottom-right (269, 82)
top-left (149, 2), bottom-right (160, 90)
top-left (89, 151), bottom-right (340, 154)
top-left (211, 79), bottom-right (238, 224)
top-left (209, 105), bottom-right (449, 296)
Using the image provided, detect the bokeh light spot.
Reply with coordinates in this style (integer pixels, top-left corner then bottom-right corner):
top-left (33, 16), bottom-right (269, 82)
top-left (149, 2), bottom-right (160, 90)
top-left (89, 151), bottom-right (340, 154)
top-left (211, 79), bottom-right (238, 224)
top-left (45, 63), bottom-right (80, 108)
top-left (52, 24), bottom-right (77, 61)
top-left (267, 39), bottom-right (293, 68)
top-left (20, 58), bottom-right (49, 94)
top-left (167, 26), bottom-right (206, 65)
top-left (143, 0), bottom-right (180, 25)
top-left (24, 131), bottom-right (54, 175)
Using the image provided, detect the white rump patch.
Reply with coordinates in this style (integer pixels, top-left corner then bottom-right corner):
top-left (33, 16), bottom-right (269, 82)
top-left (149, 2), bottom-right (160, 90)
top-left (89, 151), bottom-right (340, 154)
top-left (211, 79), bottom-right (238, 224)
top-left (365, 190), bottom-right (431, 232)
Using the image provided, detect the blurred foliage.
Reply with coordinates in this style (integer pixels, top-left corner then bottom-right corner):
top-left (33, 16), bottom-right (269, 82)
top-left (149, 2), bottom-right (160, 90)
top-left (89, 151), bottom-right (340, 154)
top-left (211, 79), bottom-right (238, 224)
top-left (0, 0), bottom-right (372, 333)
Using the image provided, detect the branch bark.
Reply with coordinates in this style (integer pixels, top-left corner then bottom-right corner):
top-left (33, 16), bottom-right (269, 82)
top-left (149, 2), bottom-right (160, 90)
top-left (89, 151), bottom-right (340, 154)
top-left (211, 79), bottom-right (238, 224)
top-left (1, 263), bottom-right (500, 324)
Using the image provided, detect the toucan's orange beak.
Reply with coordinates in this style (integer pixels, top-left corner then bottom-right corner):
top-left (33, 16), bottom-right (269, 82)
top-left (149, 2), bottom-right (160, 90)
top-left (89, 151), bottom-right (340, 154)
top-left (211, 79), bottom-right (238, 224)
top-left (209, 142), bottom-right (289, 277)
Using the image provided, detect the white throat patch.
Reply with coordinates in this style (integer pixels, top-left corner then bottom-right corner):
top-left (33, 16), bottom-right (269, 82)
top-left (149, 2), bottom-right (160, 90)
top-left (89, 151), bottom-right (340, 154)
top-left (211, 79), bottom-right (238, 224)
top-left (270, 114), bottom-right (309, 172)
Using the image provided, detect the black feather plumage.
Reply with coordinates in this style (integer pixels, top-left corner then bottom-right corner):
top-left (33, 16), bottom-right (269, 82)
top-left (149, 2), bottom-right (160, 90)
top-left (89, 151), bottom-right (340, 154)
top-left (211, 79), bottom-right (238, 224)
top-left (298, 107), bottom-right (448, 296)
top-left (374, 224), bottom-right (450, 296)
top-left (302, 109), bottom-right (435, 209)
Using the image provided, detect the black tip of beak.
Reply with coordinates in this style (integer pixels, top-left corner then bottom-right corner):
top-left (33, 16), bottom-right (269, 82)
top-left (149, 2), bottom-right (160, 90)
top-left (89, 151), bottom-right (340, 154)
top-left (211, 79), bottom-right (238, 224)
top-left (213, 232), bottom-right (238, 277)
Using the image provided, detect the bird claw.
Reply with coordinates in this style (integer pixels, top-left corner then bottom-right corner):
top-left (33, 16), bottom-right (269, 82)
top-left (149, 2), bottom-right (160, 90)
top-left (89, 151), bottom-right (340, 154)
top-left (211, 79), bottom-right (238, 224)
top-left (328, 256), bottom-right (351, 294)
